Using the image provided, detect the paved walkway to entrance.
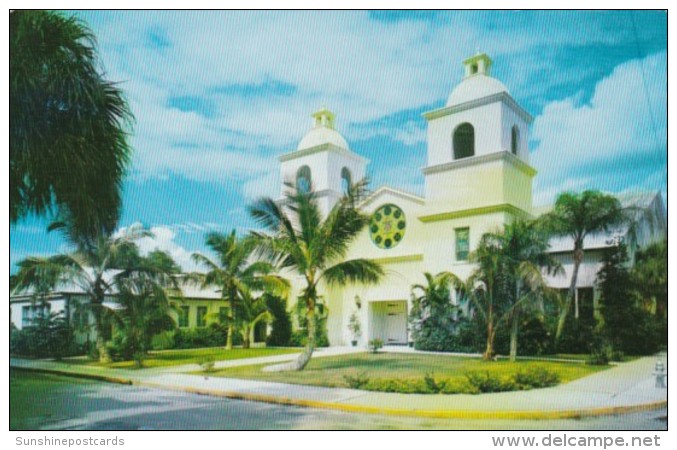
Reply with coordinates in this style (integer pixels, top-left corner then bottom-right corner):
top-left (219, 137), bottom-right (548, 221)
top-left (10, 350), bottom-right (667, 420)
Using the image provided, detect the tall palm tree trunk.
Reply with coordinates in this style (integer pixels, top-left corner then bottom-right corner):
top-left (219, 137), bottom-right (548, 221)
top-left (483, 319), bottom-right (495, 361)
top-left (225, 286), bottom-right (236, 350)
top-left (482, 305), bottom-right (496, 361)
top-left (226, 309), bottom-right (234, 350)
top-left (556, 246), bottom-right (583, 345)
top-left (510, 284), bottom-right (522, 362)
top-left (242, 324), bottom-right (251, 349)
top-left (263, 301), bottom-right (315, 372)
top-left (509, 307), bottom-right (520, 362)
top-left (93, 313), bottom-right (111, 363)
top-left (293, 304), bottom-right (316, 370)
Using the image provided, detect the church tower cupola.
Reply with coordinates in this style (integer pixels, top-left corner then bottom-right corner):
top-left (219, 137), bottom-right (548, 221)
top-left (421, 53), bottom-right (536, 215)
top-left (312, 107), bottom-right (335, 129)
top-left (463, 52), bottom-right (493, 77)
top-left (279, 108), bottom-right (368, 217)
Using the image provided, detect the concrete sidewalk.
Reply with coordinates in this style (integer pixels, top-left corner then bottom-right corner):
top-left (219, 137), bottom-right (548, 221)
top-left (10, 352), bottom-right (667, 420)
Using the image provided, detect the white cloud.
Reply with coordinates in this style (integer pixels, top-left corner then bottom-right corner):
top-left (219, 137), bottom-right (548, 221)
top-left (117, 223), bottom-right (201, 272)
top-left (531, 51), bottom-right (666, 205)
top-left (79, 11), bottom-right (647, 186)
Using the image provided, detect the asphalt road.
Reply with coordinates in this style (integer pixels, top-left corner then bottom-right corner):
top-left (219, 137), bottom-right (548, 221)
top-left (10, 371), bottom-right (667, 431)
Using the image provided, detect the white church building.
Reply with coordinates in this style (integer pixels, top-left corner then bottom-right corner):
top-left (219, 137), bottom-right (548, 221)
top-left (276, 52), bottom-right (665, 347)
top-left (11, 53), bottom-right (666, 348)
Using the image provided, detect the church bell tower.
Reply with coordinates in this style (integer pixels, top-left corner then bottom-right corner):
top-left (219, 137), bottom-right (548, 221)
top-left (421, 53), bottom-right (536, 216)
top-left (278, 108), bottom-right (368, 217)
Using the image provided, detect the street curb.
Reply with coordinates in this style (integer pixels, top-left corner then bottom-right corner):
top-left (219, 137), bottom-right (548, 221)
top-left (133, 379), bottom-right (667, 420)
top-left (11, 366), bottom-right (133, 386)
top-left (14, 365), bottom-right (665, 421)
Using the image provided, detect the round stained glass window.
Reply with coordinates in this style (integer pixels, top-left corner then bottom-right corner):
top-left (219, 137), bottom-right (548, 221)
top-left (369, 204), bottom-right (406, 249)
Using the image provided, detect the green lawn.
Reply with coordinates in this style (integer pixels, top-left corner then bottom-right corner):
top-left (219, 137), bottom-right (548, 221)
top-left (208, 352), bottom-right (607, 390)
top-left (10, 369), bottom-right (97, 430)
top-left (61, 347), bottom-right (300, 369)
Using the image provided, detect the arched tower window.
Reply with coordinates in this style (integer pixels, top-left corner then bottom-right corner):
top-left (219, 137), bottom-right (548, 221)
top-left (341, 167), bottom-right (352, 194)
top-left (296, 165), bottom-right (312, 193)
top-left (453, 123), bottom-right (475, 160)
top-left (511, 125), bottom-right (520, 155)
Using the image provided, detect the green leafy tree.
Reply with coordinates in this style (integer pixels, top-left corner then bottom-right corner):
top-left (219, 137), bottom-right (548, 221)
top-left (265, 294), bottom-right (292, 347)
top-left (233, 290), bottom-right (273, 349)
top-left (13, 223), bottom-right (151, 362)
top-left (539, 191), bottom-right (625, 345)
top-left (191, 230), bottom-right (289, 350)
top-left (249, 180), bottom-right (383, 371)
top-left (409, 272), bottom-right (462, 352)
top-left (10, 11), bottom-right (133, 239)
top-left (631, 239), bottom-right (667, 318)
top-left (485, 221), bottom-right (560, 361)
top-left (599, 244), bottom-right (660, 355)
top-left (466, 233), bottom-right (513, 360)
top-left (110, 268), bottom-right (178, 367)
top-left (466, 223), bottom-right (556, 361)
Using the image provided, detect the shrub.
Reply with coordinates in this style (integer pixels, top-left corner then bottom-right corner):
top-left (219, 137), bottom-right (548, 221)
top-left (465, 371), bottom-right (516, 393)
top-left (265, 295), bottom-right (292, 347)
top-left (368, 338), bottom-right (383, 353)
top-left (439, 378), bottom-right (480, 395)
top-left (513, 367), bottom-right (560, 389)
top-left (347, 311), bottom-right (362, 343)
top-left (411, 315), bottom-right (485, 354)
top-left (343, 371), bottom-right (370, 389)
top-left (106, 333), bottom-right (134, 361)
top-left (556, 313), bottom-right (596, 355)
top-left (423, 372), bottom-right (444, 393)
top-left (172, 323), bottom-right (239, 349)
top-left (10, 313), bottom-right (79, 359)
top-left (364, 376), bottom-right (478, 395)
top-left (198, 356), bottom-right (216, 373)
top-left (151, 330), bottom-right (175, 350)
top-left (338, 369), bottom-right (560, 395)
top-left (365, 378), bottom-right (428, 394)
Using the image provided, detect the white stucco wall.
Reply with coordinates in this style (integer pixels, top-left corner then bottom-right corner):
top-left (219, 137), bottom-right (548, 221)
top-left (500, 101), bottom-right (530, 162)
top-left (11, 297), bottom-right (67, 330)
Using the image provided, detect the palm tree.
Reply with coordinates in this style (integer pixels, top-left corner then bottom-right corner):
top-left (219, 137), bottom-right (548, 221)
top-left (233, 290), bottom-right (273, 349)
top-left (13, 223), bottom-right (151, 362)
top-left (540, 191), bottom-right (625, 345)
top-left (111, 267), bottom-right (178, 367)
top-left (249, 180), bottom-right (384, 371)
top-left (409, 272), bottom-right (463, 350)
top-left (466, 232), bottom-right (511, 360)
top-left (482, 221), bottom-right (560, 361)
top-left (10, 11), bottom-right (133, 239)
top-left (190, 230), bottom-right (289, 350)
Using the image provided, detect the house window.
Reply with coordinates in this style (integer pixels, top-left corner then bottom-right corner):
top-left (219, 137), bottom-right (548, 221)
top-left (178, 305), bottom-right (190, 328)
top-left (341, 167), bottom-right (352, 194)
top-left (21, 304), bottom-right (50, 327)
top-left (455, 228), bottom-right (470, 261)
top-left (511, 125), bottom-right (520, 155)
top-left (22, 306), bottom-right (30, 328)
top-left (296, 165), bottom-right (312, 193)
top-left (196, 306), bottom-right (208, 328)
top-left (453, 123), bottom-right (474, 160)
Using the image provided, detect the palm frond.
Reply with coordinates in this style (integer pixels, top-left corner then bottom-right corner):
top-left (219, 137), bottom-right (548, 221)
top-left (321, 259), bottom-right (384, 286)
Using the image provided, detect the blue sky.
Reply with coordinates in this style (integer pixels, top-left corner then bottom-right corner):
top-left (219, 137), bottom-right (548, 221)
top-left (10, 10), bottom-right (667, 272)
